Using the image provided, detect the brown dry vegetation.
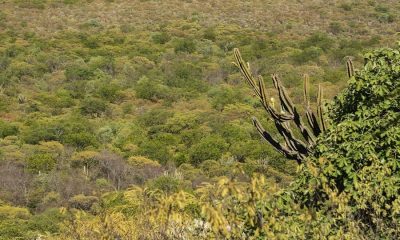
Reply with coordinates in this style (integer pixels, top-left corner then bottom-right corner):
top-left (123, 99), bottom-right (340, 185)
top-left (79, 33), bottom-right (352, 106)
top-left (1, 0), bottom-right (399, 38)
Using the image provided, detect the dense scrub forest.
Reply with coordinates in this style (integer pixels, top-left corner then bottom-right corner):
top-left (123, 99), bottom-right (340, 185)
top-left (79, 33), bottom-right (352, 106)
top-left (0, 0), bottom-right (399, 239)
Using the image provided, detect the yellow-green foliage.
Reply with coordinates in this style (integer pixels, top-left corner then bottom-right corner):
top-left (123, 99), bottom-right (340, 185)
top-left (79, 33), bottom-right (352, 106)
top-left (55, 174), bottom-right (364, 239)
top-left (0, 205), bottom-right (31, 220)
top-left (127, 156), bottom-right (161, 168)
top-left (57, 45), bottom-right (400, 240)
top-left (0, 0), bottom-right (399, 239)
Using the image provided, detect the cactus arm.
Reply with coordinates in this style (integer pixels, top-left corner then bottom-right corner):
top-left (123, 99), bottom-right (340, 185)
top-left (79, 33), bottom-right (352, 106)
top-left (271, 74), bottom-right (316, 145)
top-left (274, 120), bottom-right (309, 156)
top-left (257, 76), bottom-right (294, 121)
top-left (303, 75), bottom-right (322, 136)
top-left (317, 84), bottom-right (327, 132)
top-left (346, 59), bottom-right (354, 78)
top-left (233, 48), bottom-right (261, 98)
top-left (233, 48), bottom-right (330, 164)
top-left (252, 117), bottom-right (301, 162)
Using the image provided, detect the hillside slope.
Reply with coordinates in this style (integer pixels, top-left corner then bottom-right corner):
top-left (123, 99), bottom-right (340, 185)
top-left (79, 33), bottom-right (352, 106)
top-left (0, 0), bottom-right (399, 238)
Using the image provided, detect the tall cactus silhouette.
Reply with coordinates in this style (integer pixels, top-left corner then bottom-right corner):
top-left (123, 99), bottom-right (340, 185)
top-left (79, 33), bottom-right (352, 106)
top-left (233, 48), bottom-right (333, 163)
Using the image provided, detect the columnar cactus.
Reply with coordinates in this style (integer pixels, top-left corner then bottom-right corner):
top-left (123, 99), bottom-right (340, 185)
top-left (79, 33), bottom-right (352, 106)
top-left (233, 48), bottom-right (337, 163)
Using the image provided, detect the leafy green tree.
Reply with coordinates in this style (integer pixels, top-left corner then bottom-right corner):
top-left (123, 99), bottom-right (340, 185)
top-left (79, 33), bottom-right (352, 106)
top-left (138, 139), bottom-right (172, 165)
top-left (164, 61), bottom-right (204, 90)
top-left (0, 121), bottom-right (18, 138)
top-left (292, 44), bottom-right (400, 238)
top-left (138, 108), bottom-right (173, 127)
top-left (147, 175), bottom-right (183, 194)
top-left (135, 76), bottom-right (169, 101)
top-left (300, 32), bottom-right (334, 52)
top-left (26, 153), bottom-right (56, 174)
top-left (65, 60), bottom-right (92, 81)
top-left (88, 56), bottom-right (115, 75)
top-left (208, 85), bottom-right (243, 111)
top-left (64, 132), bottom-right (98, 149)
top-left (214, 45), bottom-right (400, 239)
top-left (97, 82), bottom-right (122, 102)
top-left (27, 208), bottom-right (66, 234)
top-left (0, 204), bottom-right (33, 240)
top-left (80, 97), bottom-right (108, 117)
top-left (293, 46), bottom-right (323, 64)
top-left (189, 135), bottom-right (228, 165)
top-left (22, 121), bottom-right (59, 144)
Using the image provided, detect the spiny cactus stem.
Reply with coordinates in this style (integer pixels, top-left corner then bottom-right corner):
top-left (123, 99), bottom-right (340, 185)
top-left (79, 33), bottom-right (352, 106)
top-left (317, 84), bottom-right (327, 132)
top-left (346, 59), bottom-right (355, 78)
top-left (234, 48), bottom-right (328, 164)
top-left (252, 117), bottom-right (300, 162)
top-left (303, 74), bottom-right (310, 106)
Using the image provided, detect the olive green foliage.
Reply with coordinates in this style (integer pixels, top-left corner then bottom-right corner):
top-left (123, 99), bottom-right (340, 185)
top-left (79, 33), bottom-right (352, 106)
top-left (68, 194), bottom-right (99, 211)
top-left (174, 38), bottom-right (196, 53)
top-left (0, 120), bottom-right (18, 138)
top-left (27, 153), bottom-right (56, 173)
top-left (0, 0), bottom-right (399, 239)
top-left (293, 45), bottom-right (400, 237)
top-left (194, 44), bottom-right (400, 239)
top-left (189, 135), bottom-right (228, 165)
top-left (80, 97), bottom-right (108, 116)
top-left (0, 202), bottom-right (66, 240)
top-left (57, 44), bottom-right (400, 240)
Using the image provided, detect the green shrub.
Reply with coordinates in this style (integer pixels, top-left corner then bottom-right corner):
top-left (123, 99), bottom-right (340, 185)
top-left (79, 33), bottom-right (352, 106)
top-left (208, 85), bottom-right (243, 111)
top-left (26, 153), bottom-right (56, 173)
top-left (329, 21), bottom-right (343, 34)
top-left (0, 205), bottom-right (32, 240)
top-left (375, 4), bottom-right (389, 13)
top-left (5, 61), bottom-right (36, 80)
top-left (378, 13), bottom-right (395, 23)
top-left (65, 81), bottom-right (88, 99)
top-left (0, 205), bottom-right (30, 220)
top-left (294, 45), bottom-right (400, 238)
top-left (138, 108), bottom-right (173, 127)
top-left (339, 3), bottom-right (352, 11)
top-left (97, 83), bottom-right (122, 102)
top-left (199, 160), bottom-right (228, 177)
top-left (80, 97), bottom-right (108, 116)
top-left (14, 0), bottom-right (47, 9)
top-left (68, 194), bottom-right (98, 211)
top-left (189, 135), bottom-right (228, 165)
top-left (65, 61), bottom-right (92, 81)
top-left (135, 76), bottom-right (169, 101)
top-left (292, 46), bottom-right (323, 64)
top-left (27, 208), bottom-right (65, 234)
top-left (164, 61), bottom-right (206, 91)
top-left (301, 32), bottom-right (334, 51)
top-left (138, 140), bottom-right (171, 165)
top-left (174, 38), bottom-right (196, 53)
top-left (147, 175), bottom-right (182, 194)
top-left (0, 121), bottom-right (18, 138)
top-left (203, 27), bottom-right (216, 41)
top-left (152, 32), bottom-right (171, 44)
top-left (22, 122), bottom-right (58, 144)
top-left (88, 56), bottom-right (115, 75)
top-left (52, 91), bottom-right (75, 109)
top-left (64, 132), bottom-right (98, 149)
